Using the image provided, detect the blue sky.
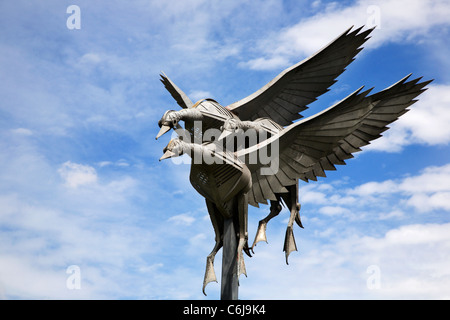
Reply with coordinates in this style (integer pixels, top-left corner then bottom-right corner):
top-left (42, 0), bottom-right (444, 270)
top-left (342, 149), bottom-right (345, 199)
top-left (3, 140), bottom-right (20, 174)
top-left (0, 0), bottom-right (449, 299)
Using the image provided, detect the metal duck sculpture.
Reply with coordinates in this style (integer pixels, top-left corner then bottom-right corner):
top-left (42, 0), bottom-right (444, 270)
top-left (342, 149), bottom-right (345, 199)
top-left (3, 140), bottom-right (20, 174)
top-left (160, 138), bottom-right (252, 294)
top-left (156, 25), bottom-right (432, 296)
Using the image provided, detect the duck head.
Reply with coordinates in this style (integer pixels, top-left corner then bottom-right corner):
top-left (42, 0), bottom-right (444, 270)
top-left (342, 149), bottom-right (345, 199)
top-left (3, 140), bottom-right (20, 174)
top-left (156, 110), bottom-right (181, 140)
top-left (219, 118), bottom-right (240, 140)
top-left (159, 138), bottom-right (185, 161)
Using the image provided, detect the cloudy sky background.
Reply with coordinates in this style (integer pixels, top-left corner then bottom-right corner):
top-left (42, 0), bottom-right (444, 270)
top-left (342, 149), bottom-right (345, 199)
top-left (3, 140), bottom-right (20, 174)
top-left (0, 0), bottom-right (449, 299)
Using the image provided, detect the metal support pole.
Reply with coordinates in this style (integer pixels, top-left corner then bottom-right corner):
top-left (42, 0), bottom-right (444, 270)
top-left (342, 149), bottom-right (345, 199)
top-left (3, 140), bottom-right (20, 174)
top-left (220, 217), bottom-right (238, 300)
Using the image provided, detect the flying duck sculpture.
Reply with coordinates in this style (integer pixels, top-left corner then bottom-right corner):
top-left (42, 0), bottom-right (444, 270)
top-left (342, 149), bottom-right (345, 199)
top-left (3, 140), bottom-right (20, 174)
top-left (160, 138), bottom-right (252, 294)
top-left (157, 25), bottom-right (432, 295)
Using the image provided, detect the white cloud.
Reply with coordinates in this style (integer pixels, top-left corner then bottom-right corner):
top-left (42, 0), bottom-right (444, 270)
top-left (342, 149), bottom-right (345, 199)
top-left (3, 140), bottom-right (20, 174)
top-left (357, 223), bottom-right (450, 298)
top-left (242, 0), bottom-right (450, 70)
top-left (403, 84), bottom-right (450, 145)
top-left (168, 213), bottom-right (196, 226)
top-left (319, 206), bottom-right (351, 216)
top-left (188, 90), bottom-right (214, 102)
top-left (350, 180), bottom-right (398, 196)
top-left (0, 147), bottom-right (157, 299)
top-left (400, 164), bottom-right (450, 194)
top-left (299, 163), bottom-right (450, 219)
top-left (98, 160), bottom-right (130, 168)
top-left (1, 0), bottom-right (449, 301)
top-left (243, 222), bottom-right (450, 299)
top-left (407, 192), bottom-right (450, 213)
top-left (58, 161), bottom-right (98, 189)
top-left (379, 209), bottom-right (405, 220)
top-left (378, 164), bottom-right (450, 213)
top-left (300, 188), bottom-right (328, 204)
top-left (10, 128), bottom-right (33, 136)
top-left (382, 223), bottom-right (450, 245)
top-left (368, 84), bottom-right (450, 152)
top-left (239, 56), bottom-right (290, 71)
top-left (98, 161), bottom-right (113, 167)
top-left (311, 0), bottom-right (322, 10)
top-left (79, 53), bottom-right (102, 65)
top-left (233, 0), bottom-right (450, 153)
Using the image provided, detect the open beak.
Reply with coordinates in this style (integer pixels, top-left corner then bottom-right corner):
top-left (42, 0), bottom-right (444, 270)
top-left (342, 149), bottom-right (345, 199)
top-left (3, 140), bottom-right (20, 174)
top-left (156, 125), bottom-right (172, 140)
top-left (159, 150), bottom-right (176, 161)
top-left (218, 129), bottom-right (233, 141)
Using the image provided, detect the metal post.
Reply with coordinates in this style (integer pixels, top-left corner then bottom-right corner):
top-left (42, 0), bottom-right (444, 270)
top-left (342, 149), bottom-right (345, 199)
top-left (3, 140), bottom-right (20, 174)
top-left (220, 217), bottom-right (238, 300)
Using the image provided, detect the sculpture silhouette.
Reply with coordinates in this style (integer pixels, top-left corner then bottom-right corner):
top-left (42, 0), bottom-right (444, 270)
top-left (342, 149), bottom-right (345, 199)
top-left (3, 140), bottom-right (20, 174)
top-left (157, 25), bottom-right (432, 296)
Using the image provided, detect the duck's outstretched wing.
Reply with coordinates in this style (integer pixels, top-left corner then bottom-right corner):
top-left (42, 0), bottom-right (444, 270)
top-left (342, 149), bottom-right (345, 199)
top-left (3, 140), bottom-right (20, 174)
top-left (160, 72), bottom-right (194, 109)
top-left (237, 75), bottom-right (432, 207)
top-left (226, 26), bottom-right (375, 127)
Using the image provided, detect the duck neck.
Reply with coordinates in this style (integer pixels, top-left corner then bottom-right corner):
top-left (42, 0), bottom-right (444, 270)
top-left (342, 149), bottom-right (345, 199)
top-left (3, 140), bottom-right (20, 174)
top-left (182, 141), bottom-right (220, 165)
top-left (174, 108), bottom-right (203, 122)
top-left (238, 120), bottom-right (263, 132)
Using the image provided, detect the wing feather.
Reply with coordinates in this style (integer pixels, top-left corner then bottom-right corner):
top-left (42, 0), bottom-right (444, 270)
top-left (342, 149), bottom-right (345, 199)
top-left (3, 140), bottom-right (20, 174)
top-left (243, 75), bottom-right (432, 206)
top-left (227, 26), bottom-right (375, 126)
top-left (160, 72), bottom-right (194, 109)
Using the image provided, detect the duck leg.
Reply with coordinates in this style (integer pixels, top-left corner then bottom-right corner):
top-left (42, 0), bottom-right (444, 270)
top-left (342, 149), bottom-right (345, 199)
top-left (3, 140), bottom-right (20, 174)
top-left (203, 199), bottom-right (223, 295)
top-left (281, 182), bottom-right (304, 264)
top-left (251, 200), bottom-right (282, 251)
top-left (236, 192), bottom-right (249, 280)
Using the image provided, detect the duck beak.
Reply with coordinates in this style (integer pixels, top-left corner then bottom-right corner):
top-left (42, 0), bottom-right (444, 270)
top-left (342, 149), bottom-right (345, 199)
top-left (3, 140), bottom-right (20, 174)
top-left (156, 125), bottom-right (172, 140)
top-left (218, 129), bottom-right (233, 141)
top-left (159, 150), bottom-right (176, 161)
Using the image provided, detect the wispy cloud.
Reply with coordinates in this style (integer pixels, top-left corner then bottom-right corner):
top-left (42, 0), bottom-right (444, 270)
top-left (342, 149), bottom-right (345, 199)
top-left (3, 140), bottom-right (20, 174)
top-left (168, 213), bottom-right (196, 226)
top-left (242, 0), bottom-right (450, 71)
top-left (243, 221), bottom-right (450, 299)
top-left (299, 163), bottom-right (450, 218)
top-left (368, 85), bottom-right (450, 152)
top-left (241, 163), bottom-right (450, 299)
top-left (58, 161), bottom-right (98, 188)
top-left (0, 0), bottom-right (449, 300)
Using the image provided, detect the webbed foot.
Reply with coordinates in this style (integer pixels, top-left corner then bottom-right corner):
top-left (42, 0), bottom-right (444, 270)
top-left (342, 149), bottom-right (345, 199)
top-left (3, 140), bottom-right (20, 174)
top-left (251, 220), bottom-right (268, 251)
top-left (237, 250), bottom-right (247, 280)
top-left (283, 226), bottom-right (298, 265)
top-left (202, 255), bottom-right (218, 296)
top-left (295, 203), bottom-right (303, 228)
